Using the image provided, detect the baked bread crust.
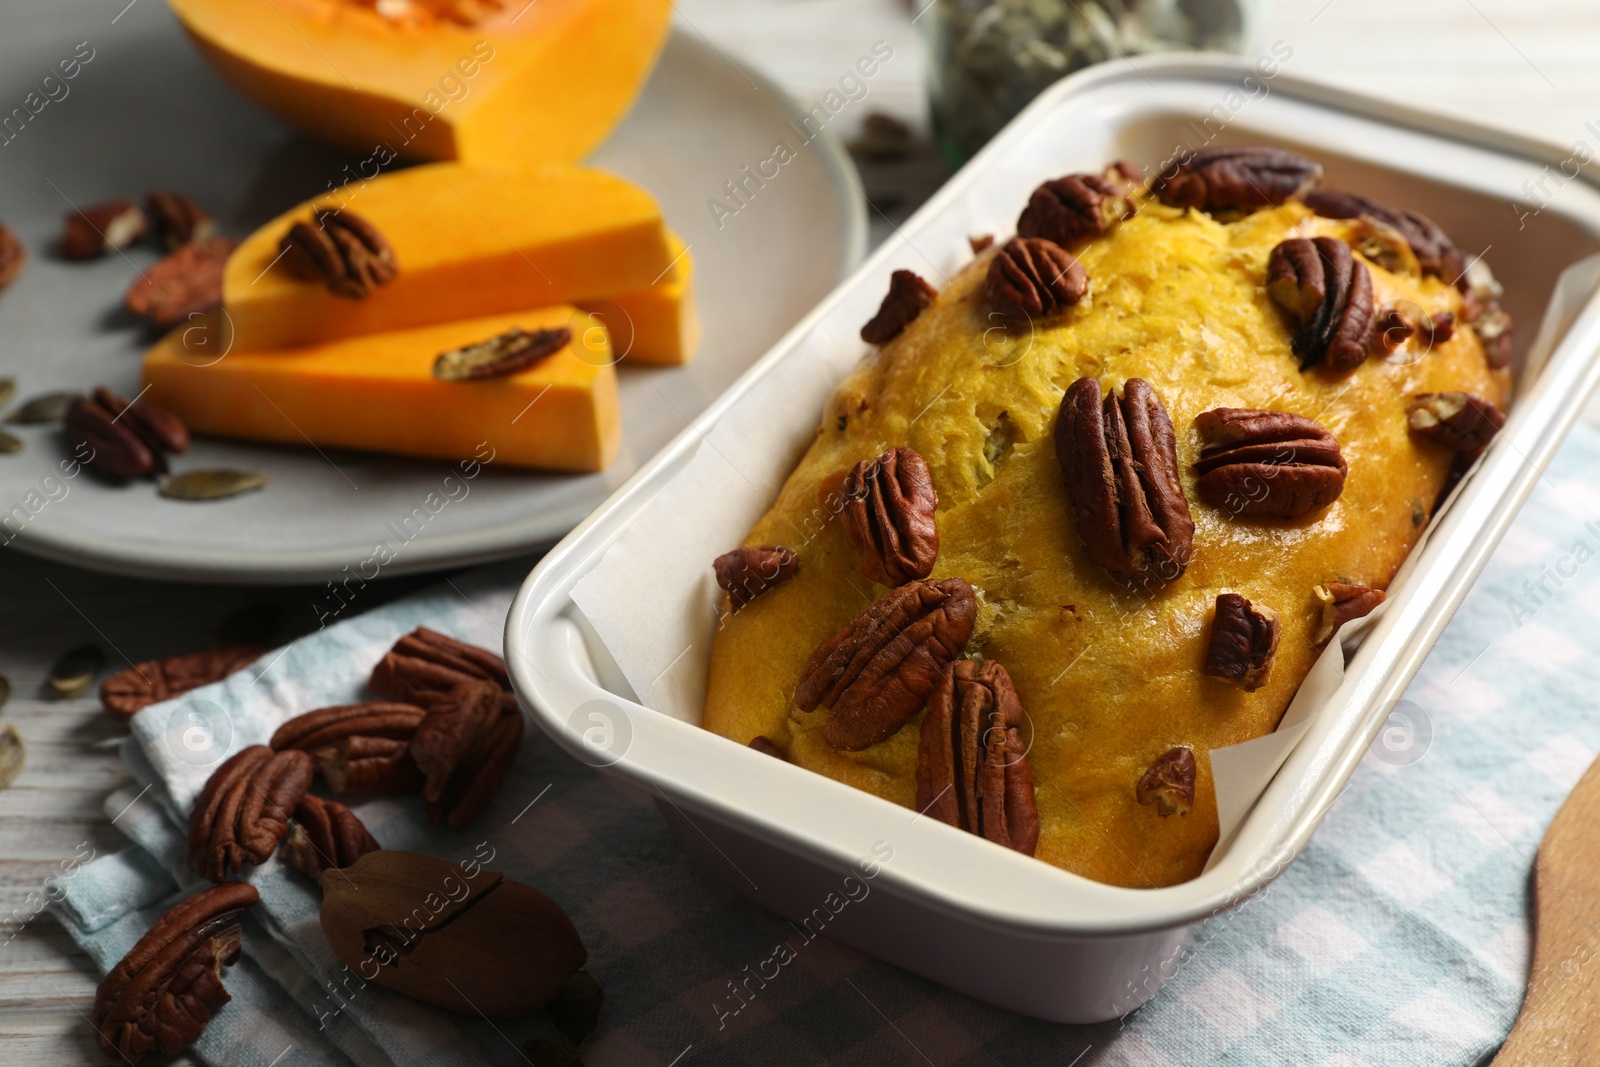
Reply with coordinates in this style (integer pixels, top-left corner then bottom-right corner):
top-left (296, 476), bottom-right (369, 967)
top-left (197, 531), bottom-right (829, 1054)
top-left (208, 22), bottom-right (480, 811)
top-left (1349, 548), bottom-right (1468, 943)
top-left (704, 195), bottom-right (1510, 888)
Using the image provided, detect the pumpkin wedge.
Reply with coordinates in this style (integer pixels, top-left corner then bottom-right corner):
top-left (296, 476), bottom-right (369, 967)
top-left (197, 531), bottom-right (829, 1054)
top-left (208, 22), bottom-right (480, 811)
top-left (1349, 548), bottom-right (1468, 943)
top-left (579, 235), bottom-right (699, 366)
top-left (168, 0), bottom-right (673, 165)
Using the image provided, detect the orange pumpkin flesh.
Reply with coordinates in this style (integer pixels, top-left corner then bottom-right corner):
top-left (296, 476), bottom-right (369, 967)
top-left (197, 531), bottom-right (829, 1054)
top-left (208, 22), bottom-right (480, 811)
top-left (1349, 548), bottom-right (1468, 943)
top-left (579, 235), bottom-right (698, 366)
top-left (167, 0), bottom-right (673, 164)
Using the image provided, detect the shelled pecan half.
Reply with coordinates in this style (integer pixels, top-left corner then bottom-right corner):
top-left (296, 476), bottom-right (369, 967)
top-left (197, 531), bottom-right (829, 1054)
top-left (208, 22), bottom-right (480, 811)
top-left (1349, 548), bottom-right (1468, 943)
top-left (92, 881), bottom-right (258, 1064)
top-left (100, 644), bottom-right (268, 722)
top-left (860, 269), bottom-right (938, 344)
top-left (748, 736), bottom-right (786, 760)
top-left (794, 578), bottom-right (976, 751)
top-left (985, 236), bottom-right (1087, 323)
top-left (145, 191), bottom-right (217, 252)
top-left (125, 237), bottom-right (239, 332)
top-left (410, 680), bottom-right (525, 829)
top-left (1204, 593), bottom-right (1280, 692)
top-left (187, 746), bottom-right (313, 883)
top-left (272, 701), bottom-right (427, 795)
top-left (433, 326), bottom-right (571, 381)
top-left (368, 626), bottom-right (511, 710)
top-left (1266, 236), bottom-right (1375, 372)
top-left (915, 659), bottom-right (1039, 854)
top-left (60, 198), bottom-right (149, 260)
top-left (1313, 582), bottom-right (1385, 645)
top-left (1407, 392), bottom-right (1505, 456)
top-left (1055, 377), bottom-right (1194, 580)
top-left (1016, 163), bottom-right (1141, 249)
top-left (315, 735), bottom-right (424, 794)
top-left (1152, 146), bottom-right (1320, 213)
top-left (1193, 408), bottom-right (1347, 520)
top-left (1470, 300), bottom-right (1515, 368)
top-left (713, 545), bottom-right (800, 612)
top-left (1303, 187), bottom-right (1465, 283)
top-left (283, 795), bottom-right (380, 879)
top-left (841, 446), bottom-right (940, 586)
top-left (279, 208), bottom-right (397, 299)
top-left (65, 387), bottom-right (190, 479)
top-left (1137, 747), bottom-right (1197, 816)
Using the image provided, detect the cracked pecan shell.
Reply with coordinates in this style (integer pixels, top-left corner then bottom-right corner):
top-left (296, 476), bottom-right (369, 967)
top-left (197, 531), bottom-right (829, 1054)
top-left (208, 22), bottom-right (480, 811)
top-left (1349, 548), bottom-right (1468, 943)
top-left (794, 578), bottom-right (977, 751)
top-left (1267, 236), bottom-right (1375, 372)
top-left (1407, 392), bottom-right (1505, 456)
top-left (1304, 187), bottom-right (1465, 282)
top-left (915, 659), bottom-right (1039, 855)
top-left (1204, 593), bottom-right (1280, 692)
top-left (860, 269), bottom-right (938, 344)
top-left (1152, 146), bottom-right (1320, 213)
top-left (369, 626), bottom-right (511, 709)
top-left (1314, 582), bottom-right (1385, 645)
top-left (92, 881), bottom-right (257, 1064)
top-left (1194, 408), bottom-right (1347, 520)
top-left (1055, 377), bottom-right (1194, 580)
top-left (985, 236), bottom-right (1087, 323)
top-left (1137, 747), bottom-right (1197, 816)
top-left (186, 746), bottom-right (314, 883)
top-left (842, 446), bottom-right (940, 586)
top-left (283, 795), bottom-right (380, 879)
top-left (1016, 164), bottom-right (1140, 248)
top-left (280, 208), bottom-right (397, 299)
top-left (714, 545), bottom-right (800, 612)
top-left (100, 644), bottom-right (268, 722)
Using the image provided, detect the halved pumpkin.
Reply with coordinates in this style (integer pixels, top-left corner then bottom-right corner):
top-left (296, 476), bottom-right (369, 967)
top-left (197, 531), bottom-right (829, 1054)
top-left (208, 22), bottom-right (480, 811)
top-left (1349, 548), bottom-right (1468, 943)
top-left (168, 0), bottom-right (673, 164)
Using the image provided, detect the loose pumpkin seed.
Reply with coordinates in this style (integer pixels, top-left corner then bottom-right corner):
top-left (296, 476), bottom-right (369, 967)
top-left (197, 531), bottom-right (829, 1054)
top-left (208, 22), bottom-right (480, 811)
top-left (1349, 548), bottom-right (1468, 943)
top-left (6, 391), bottom-right (79, 425)
top-left (49, 644), bottom-right (105, 698)
top-left (0, 429), bottom-right (22, 454)
top-left (158, 469), bottom-right (269, 501)
top-left (0, 726), bottom-right (23, 790)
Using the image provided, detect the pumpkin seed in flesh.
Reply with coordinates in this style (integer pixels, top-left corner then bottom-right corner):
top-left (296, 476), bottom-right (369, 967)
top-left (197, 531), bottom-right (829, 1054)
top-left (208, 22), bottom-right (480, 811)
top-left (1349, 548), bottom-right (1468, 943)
top-left (158, 469), bottom-right (268, 501)
top-left (49, 644), bottom-right (106, 698)
top-left (6, 391), bottom-right (79, 425)
top-left (0, 726), bottom-right (23, 790)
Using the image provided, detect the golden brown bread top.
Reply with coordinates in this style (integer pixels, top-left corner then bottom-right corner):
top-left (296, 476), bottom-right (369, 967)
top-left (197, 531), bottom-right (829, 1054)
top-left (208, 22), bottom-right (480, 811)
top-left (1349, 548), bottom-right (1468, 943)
top-left (703, 194), bottom-right (1510, 888)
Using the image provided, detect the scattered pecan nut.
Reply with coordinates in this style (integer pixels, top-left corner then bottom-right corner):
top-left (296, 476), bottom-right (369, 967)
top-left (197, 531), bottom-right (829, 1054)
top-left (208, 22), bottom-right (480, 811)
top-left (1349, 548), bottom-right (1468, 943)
top-left (794, 578), bottom-right (977, 751)
top-left (92, 881), bottom-right (258, 1064)
top-left (368, 626), bottom-right (511, 709)
top-left (1016, 163), bottom-right (1140, 249)
top-left (748, 736), bottom-right (786, 760)
top-left (271, 701), bottom-right (426, 794)
top-left (186, 745), bottom-right (314, 883)
top-left (60, 198), bottom-right (149, 260)
top-left (1055, 377), bottom-right (1194, 580)
top-left (433, 326), bottom-right (572, 381)
top-left (714, 545), bottom-right (800, 612)
top-left (409, 680), bottom-right (524, 828)
top-left (1407, 392), bottom-right (1505, 456)
top-left (1152, 146), bottom-right (1320, 213)
top-left (1204, 593), bottom-right (1280, 692)
top-left (985, 236), bottom-right (1087, 323)
top-left (1471, 300), bottom-right (1514, 368)
top-left (0, 222), bottom-right (26, 290)
top-left (145, 191), bottom-right (216, 251)
top-left (915, 659), bottom-right (1039, 854)
top-left (860, 269), bottom-right (938, 344)
top-left (65, 387), bottom-right (190, 479)
top-left (125, 237), bottom-right (238, 332)
top-left (279, 208), bottom-right (397, 299)
top-left (1194, 408), bottom-right (1347, 520)
top-left (283, 795), bottom-right (380, 879)
top-left (1266, 236), bottom-right (1375, 372)
top-left (1314, 582), bottom-right (1385, 645)
top-left (100, 644), bottom-right (268, 722)
top-left (1304, 187), bottom-right (1465, 282)
top-left (1137, 747), bottom-right (1197, 816)
top-left (842, 446), bottom-right (940, 586)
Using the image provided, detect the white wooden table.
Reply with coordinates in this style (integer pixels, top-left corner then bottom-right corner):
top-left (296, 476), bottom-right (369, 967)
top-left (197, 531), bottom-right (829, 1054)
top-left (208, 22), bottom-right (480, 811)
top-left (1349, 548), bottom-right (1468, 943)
top-left (4, 1), bottom-right (1598, 1061)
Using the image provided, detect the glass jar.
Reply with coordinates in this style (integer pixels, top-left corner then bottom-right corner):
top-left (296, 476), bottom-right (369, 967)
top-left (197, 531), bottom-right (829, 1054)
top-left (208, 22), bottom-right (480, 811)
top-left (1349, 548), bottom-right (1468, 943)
top-left (925, 0), bottom-right (1269, 165)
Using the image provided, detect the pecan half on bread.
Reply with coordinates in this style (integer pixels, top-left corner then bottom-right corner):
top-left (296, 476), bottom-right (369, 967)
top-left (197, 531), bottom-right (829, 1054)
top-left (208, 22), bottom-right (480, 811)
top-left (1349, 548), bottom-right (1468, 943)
top-left (1303, 188), bottom-right (1466, 283)
top-left (860, 269), bottom-right (937, 344)
top-left (1055, 377), bottom-right (1194, 581)
top-left (187, 746), bottom-right (313, 883)
top-left (369, 626), bottom-right (512, 709)
top-left (915, 659), bottom-right (1039, 854)
top-left (410, 680), bottom-right (525, 829)
top-left (100, 644), bottom-right (268, 722)
top-left (985, 237), bottom-right (1087, 323)
top-left (1152, 146), bottom-right (1321, 213)
top-left (714, 545), bottom-right (799, 612)
top-left (841, 446), bottom-right (940, 586)
top-left (1407, 392), bottom-right (1505, 456)
top-left (279, 208), bottom-right (396, 299)
top-left (1137, 747), bottom-right (1197, 816)
top-left (271, 702), bottom-right (427, 794)
top-left (1266, 236), bottom-right (1375, 373)
top-left (794, 578), bottom-right (977, 751)
top-left (1314, 582), bottom-right (1385, 646)
top-left (283, 795), bottom-right (380, 879)
top-left (1204, 593), bottom-right (1280, 692)
top-left (1016, 163), bottom-right (1140, 248)
top-left (1193, 408), bottom-right (1346, 520)
top-left (93, 881), bottom-right (258, 1064)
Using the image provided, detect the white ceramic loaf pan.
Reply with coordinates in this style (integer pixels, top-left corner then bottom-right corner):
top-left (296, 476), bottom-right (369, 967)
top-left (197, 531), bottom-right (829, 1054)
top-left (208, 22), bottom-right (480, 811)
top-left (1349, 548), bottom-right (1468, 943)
top-left (506, 54), bottom-right (1600, 1023)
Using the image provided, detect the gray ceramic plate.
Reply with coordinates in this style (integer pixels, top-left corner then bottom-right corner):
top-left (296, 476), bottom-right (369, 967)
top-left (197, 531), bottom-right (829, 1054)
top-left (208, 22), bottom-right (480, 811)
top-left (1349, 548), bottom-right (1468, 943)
top-left (0, 7), bottom-right (865, 583)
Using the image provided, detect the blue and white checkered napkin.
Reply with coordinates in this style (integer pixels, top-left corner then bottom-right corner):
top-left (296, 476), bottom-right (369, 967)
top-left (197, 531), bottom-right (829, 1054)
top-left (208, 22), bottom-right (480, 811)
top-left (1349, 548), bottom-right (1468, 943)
top-left (51, 426), bottom-right (1600, 1065)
